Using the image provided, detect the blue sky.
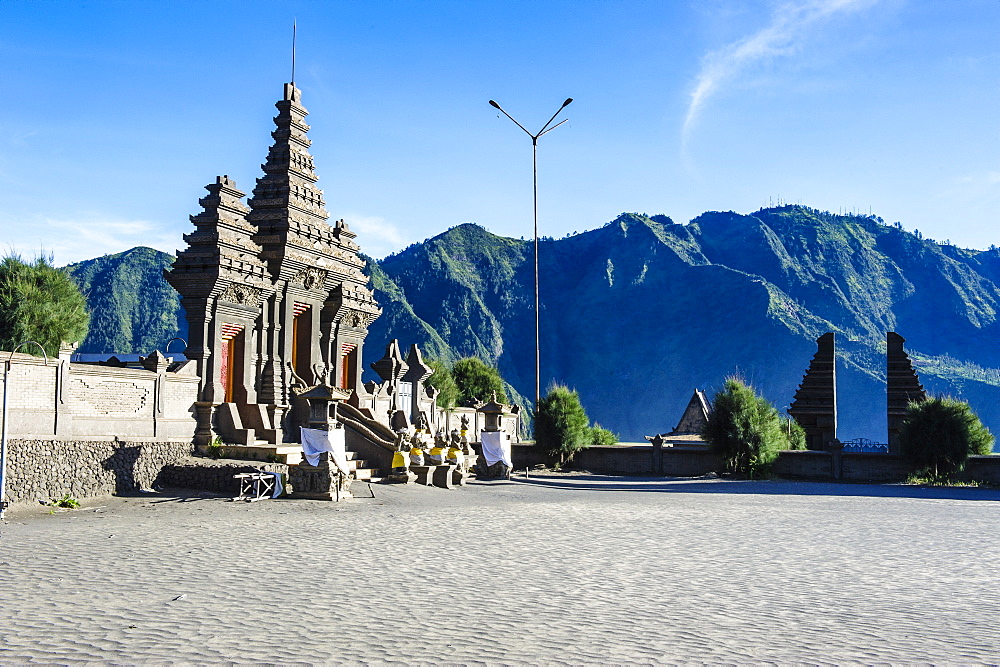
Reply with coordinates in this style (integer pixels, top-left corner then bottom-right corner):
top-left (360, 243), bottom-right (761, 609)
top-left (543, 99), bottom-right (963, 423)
top-left (1, 0), bottom-right (998, 264)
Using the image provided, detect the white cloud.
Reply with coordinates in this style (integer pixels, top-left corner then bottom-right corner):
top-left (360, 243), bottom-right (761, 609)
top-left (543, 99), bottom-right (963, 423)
top-left (343, 214), bottom-right (414, 259)
top-left (0, 213), bottom-right (180, 265)
top-left (683, 0), bottom-right (877, 145)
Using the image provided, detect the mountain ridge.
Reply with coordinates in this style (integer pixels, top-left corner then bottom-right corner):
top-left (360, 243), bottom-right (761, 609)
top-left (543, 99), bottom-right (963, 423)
top-left (64, 206), bottom-right (1000, 443)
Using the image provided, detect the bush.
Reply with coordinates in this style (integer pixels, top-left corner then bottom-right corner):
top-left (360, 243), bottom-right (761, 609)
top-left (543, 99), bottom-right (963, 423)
top-left (535, 384), bottom-right (590, 465)
top-left (702, 378), bottom-right (786, 476)
top-left (899, 396), bottom-right (995, 477)
top-left (0, 254), bottom-right (89, 357)
top-left (426, 359), bottom-right (458, 410)
top-left (781, 416), bottom-right (808, 450)
top-left (451, 357), bottom-right (507, 406)
top-left (589, 423), bottom-right (618, 447)
top-left (49, 494), bottom-right (80, 509)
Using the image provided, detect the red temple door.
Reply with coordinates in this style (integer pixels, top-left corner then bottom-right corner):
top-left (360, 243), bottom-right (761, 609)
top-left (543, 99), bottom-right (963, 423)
top-left (219, 323), bottom-right (244, 403)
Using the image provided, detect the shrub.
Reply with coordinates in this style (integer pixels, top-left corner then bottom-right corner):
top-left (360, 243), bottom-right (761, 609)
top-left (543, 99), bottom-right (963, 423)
top-left (0, 254), bottom-right (89, 357)
top-left (50, 494), bottom-right (81, 509)
top-left (535, 384), bottom-right (590, 465)
top-left (207, 436), bottom-right (226, 459)
top-left (702, 377), bottom-right (786, 476)
top-left (899, 396), bottom-right (995, 477)
top-left (451, 357), bottom-right (507, 406)
top-left (589, 423), bottom-right (618, 447)
top-left (426, 359), bottom-right (458, 410)
top-left (781, 416), bottom-right (808, 450)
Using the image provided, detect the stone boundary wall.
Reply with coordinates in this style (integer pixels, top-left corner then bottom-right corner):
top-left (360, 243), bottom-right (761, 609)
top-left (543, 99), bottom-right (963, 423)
top-left (5, 438), bottom-right (193, 504)
top-left (511, 444), bottom-right (721, 476)
top-left (0, 351), bottom-right (199, 440)
top-left (512, 444), bottom-right (1000, 483)
top-left (771, 451), bottom-right (834, 479)
top-left (157, 458), bottom-right (288, 496)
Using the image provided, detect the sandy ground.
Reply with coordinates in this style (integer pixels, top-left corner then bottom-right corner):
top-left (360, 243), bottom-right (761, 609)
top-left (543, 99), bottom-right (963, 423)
top-left (2, 474), bottom-right (1000, 665)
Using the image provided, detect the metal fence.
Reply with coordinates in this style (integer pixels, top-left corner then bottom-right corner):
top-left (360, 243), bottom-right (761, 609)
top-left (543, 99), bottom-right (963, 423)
top-left (841, 437), bottom-right (889, 453)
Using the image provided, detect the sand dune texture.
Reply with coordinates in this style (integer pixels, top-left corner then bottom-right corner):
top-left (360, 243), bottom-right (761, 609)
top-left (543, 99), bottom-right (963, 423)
top-left (2, 475), bottom-right (999, 664)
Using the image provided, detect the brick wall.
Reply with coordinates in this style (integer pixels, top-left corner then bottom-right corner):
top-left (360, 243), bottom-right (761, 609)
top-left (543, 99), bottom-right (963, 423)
top-left (0, 352), bottom-right (199, 440)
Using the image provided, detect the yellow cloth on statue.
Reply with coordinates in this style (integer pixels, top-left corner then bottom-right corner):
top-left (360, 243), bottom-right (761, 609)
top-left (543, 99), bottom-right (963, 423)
top-left (391, 452), bottom-right (407, 468)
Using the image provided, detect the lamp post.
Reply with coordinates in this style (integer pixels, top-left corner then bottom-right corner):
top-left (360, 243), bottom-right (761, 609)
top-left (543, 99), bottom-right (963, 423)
top-left (488, 97), bottom-right (572, 417)
top-left (1, 341), bottom-right (48, 520)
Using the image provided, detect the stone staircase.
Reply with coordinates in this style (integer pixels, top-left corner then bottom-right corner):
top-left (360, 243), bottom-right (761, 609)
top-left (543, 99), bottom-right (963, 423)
top-left (209, 440), bottom-right (381, 482)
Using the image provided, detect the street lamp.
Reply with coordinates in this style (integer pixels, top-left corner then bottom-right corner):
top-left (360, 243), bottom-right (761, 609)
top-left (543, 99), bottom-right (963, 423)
top-left (488, 97), bottom-right (572, 417)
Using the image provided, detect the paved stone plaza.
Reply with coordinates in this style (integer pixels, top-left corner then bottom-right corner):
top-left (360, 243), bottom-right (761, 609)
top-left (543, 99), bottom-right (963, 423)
top-left (2, 475), bottom-right (999, 664)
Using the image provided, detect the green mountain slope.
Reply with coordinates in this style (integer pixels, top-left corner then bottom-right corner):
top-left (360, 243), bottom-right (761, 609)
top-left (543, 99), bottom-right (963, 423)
top-left (65, 246), bottom-right (187, 355)
top-left (367, 208), bottom-right (1000, 442)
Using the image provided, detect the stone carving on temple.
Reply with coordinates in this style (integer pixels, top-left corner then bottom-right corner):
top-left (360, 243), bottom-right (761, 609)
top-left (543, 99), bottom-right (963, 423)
top-left (219, 283), bottom-right (261, 306)
top-left (291, 267), bottom-right (326, 290)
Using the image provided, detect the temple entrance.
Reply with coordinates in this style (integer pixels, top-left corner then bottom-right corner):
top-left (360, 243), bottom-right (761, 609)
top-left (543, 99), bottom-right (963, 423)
top-left (292, 303), bottom-right (312, 384)
top-left (340, 343), bottom-right (357, 390)
top-left (219, 323), bottom-right (245, 403)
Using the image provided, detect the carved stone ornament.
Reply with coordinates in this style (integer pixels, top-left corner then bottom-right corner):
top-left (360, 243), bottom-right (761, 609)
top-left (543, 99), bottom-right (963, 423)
top-left (293, 267), bottom-right (326, 290)
top-left (342, 309), bottom-right (367, 328)
top-left (219, 282), bottom-right (261, 306)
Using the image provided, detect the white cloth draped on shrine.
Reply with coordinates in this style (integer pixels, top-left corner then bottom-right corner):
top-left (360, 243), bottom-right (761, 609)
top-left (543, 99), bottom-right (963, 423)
top-left (480, 430), bottom-right (512, 467)
top-left (300, 427), bottom-right (351, 474)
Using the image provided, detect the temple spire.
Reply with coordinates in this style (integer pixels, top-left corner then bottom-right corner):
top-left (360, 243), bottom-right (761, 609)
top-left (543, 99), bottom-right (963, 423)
top-left (248, 81), bottom-right (328, 232)
top-left (291, 20), bottom-right (297, 86)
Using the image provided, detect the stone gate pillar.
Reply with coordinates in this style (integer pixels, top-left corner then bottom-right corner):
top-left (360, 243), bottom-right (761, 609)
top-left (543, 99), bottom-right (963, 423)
top-left (789, 332), bottom-right (837, 450)
top-left (886, 332), bottom-right (926, 453)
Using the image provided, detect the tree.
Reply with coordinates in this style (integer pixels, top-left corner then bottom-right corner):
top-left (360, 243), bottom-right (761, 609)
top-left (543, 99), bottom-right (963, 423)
top-left (426, 358), bottom-right (458, 410)
top-left (702, 377), bottom-right (786, 475)
top-left (899, 396), bottom-right (995, 477)
top-left (451, 357), bottom-right (507, 406)
top-left (535, 384), bottom-right (590, 465)
top-left (0, 254), bottom-right (89, 358)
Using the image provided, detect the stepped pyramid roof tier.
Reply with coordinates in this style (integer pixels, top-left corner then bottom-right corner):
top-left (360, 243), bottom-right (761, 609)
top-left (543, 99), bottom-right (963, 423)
top-left (248, 83), bottom-right (372, 295)
top-left (167, 175), bottom-right (271, 304)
